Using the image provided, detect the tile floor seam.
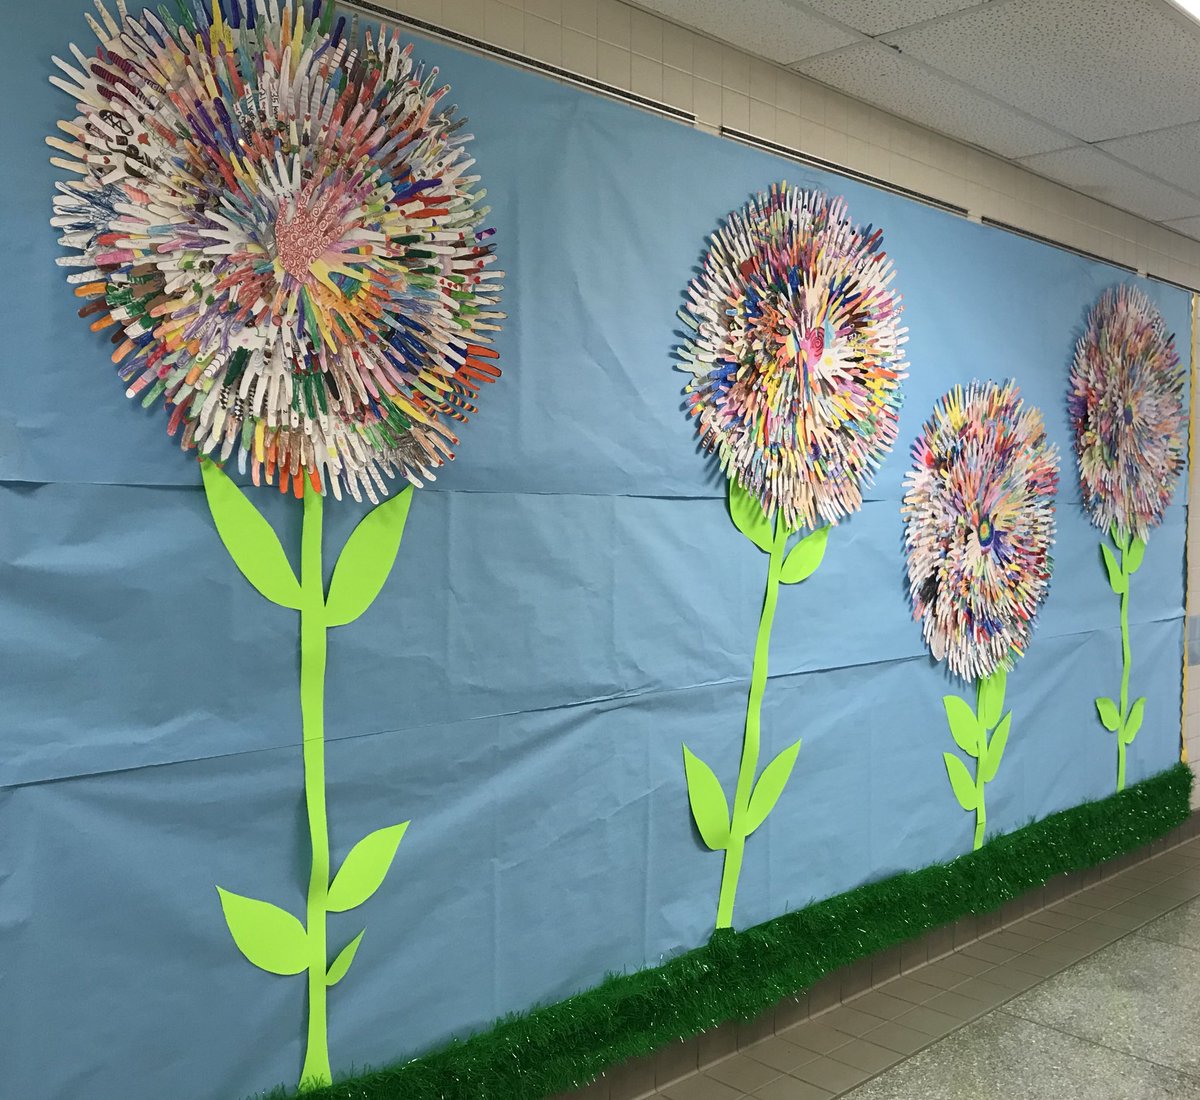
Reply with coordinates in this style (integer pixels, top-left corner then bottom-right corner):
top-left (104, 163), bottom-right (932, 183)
top-left (989, 1005), bottom-right (1200, 1086)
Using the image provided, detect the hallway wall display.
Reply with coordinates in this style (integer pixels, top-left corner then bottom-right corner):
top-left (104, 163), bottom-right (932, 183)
top-left (0, 1), bottom-right (1191, 1097)
top-left (1069, 286), bottom-right (1187, 792)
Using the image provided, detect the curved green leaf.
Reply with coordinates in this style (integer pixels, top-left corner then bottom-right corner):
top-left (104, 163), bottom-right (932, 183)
top-left (1096, 696), bottom-right (1121, 732)
top-left (943, 695), bottom-right (982, 756)
top-left (201, 460), bottom-right (302, 608)
top-left (780, 527), bottom-right (829, 584)
top-left (1125, 537), bottom-right (1146, 575)
top-left (328, 823), bottom-right (410, 913)
top-left (216, 887), bottom-right (308, 975)
top-left (1100, 543), bottom-right (1126, 594)
top-left (980, 712), bottom-right (1011, 783)
top-left (325, 487), bottom-right (415, 627)
top-left (682, 744), bottom-right (731, 850)
top-left (1123, 697), bottom-right (1146, 744)
top-left (976, 669), bottom-right (1007, 729)
top-left (943, 753), bottom-right (978, 811)
top-left (728, 479), bottom-right (774, 553)
top-left (326, 930), bottom-right (365, 987)
top-left (744, 738), bottom-right (802, 836)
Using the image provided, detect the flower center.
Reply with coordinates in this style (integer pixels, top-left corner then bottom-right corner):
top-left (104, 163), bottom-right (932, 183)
top-left (274, 201), bottom-right (343, 278)
top-left (978, 516), bottom-right (995, 548)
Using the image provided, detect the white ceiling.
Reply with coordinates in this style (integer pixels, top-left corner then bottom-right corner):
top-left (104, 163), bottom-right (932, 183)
top-left (633, 0), bottom-right (1200, 241)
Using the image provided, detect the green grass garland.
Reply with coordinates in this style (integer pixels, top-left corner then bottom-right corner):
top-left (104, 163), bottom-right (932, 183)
top-left (254, 763), bottom-right (1192, 1100)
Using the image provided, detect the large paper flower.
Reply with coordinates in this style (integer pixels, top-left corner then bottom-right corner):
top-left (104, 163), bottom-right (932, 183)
top-left (904, 381), bottom-right (1060, 681)
top-left (1069, 285), bottom-right (1185, 542)
top-left (680, 182), bottom-right (906, 530)
top-left (49, 0), bottom-right (503, 501)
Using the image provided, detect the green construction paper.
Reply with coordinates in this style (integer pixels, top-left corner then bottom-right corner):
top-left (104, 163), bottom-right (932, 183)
top-left (327, 823), bottom-right (410, 913)
top-left (201, 471), bottom-right (416, 1092)
top-left (216, 887), bottom-right (309, 976)
top-left (779, 526), bottom-right (828, 584)
top-left (980, 712), bottom-right (1010, 784)
top-left (1125, 536), bottom-right (1146, 574)
top-left (1100, 542), bottom-right (1127, 594)
top-left (326, 931), bottom-right (365, 988)
top-left (682, 744), bottom-right (731, 851)
top-left (727, 478), bottom-right (774, 553)
top-left (1096, 696), bottom-right (1121, 732)
top-left (200, 459), bottom-right (302, 609)
top-left (743, 738), bottom-right (802, 836)
top-left (325, 487), bottom-right (414, 628)
top-left (1124, 698), bottom-right (1146, 744)
top-left (943, 752), bottom-right (978, 811)
top-left (976, 668), bottom-right (1007, 729)
top-left (943, 695), bottom-right (982, 756)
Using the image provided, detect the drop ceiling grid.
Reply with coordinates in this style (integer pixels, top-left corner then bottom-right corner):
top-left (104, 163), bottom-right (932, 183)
top-left (366, 0), bottom-right (1200, 284)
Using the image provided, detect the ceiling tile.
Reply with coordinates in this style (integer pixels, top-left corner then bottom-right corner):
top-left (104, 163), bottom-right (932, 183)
top-left (1017, 145), bottom-right (1200, 221)
top-left (883, 0), bottom-right (1200, 142)
top-left (633, 0), bottom-right (857, 65)
top-left (795, 41), bottom-right (1075, 158)
top-left (1162, 216), bottom-right (1200, 241)
top-left (1098, 122), bottom-right (1200, 197)
top-left (797, 0), bottom-right (991, 36)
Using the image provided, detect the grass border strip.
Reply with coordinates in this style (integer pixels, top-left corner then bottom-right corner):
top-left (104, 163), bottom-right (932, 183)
top-left (257, 763), bottom-right (1192, 1100)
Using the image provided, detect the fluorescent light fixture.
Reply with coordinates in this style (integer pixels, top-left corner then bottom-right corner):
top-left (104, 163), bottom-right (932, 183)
top-left (1167, 0), bottom-right (1200, 20)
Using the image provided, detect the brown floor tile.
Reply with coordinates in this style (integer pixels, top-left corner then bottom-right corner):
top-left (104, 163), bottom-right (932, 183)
top-left (908, 960), bottom-right (972, 988)
top-left (751, 1075), bottom-right (834, 1100)
top-left (952, 975), bottom-right (1013, 1008)
top-left (742, 1036), bottom-right (816, 1074)
top-left (704, 1053), bottom-right (782, 1093)
top-left (815, 1005), bottom-right (887, 1038)
top-left (776, 1021), bottom-right (854, 1056)
top-left (1022, 909), bottom-right (1080, 931)
top-left (848, 989), bottom-right (915, 1020)
top-left (862, 1019), bottom-right (932, 1055)
top-left (826, 1037), bottom-right (902, 1075)
top-left (894, 1004), bottom-right (965, 1038)
top-left (924, 989), bottom-right (992, 1021)
top-left (790, 1054), bottom-right (870, 1094)
top-left (878, 976), bottom-right (945, 1005)
top-left (971, 964), bottom-right (1040, 993)
top-left (659, 1073), bottom-right (742, 1100)
top-left (980, 929), bottom-right (1044, 953)
top-left (956, 940), bottom-right (1019, 965)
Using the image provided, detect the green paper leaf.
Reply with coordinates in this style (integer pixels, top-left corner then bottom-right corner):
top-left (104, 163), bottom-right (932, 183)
top-left (325, 487), bottom-right (415, 627)
top-left (780, 527), bottom-right (829, 584)
top-left (1123, 697), bottom-right (1146, 744)
top-left (1125, 537), bottom-right (1146, 575)
top-left (943, 753), bottom-right (978, 811)
top-left (328, 823), bottom-right (410, 913)
top-left (1096, 696), bottom-right (1121, 732)
top-left (682, 744), bottom-right (731, 850)
top-left (326, 930), bottom-right (364, 987)
top-left (217, 887), bottom-right (308, 975)
top-left (943, 695), bottom-right (982, 756)
top-left (980, 712), bottom-right (1011, 783)
top-left (976, 669), bottom-right (1007, 729)
top-left (744, 738), bottom-right (802, 836)
top-left (1100, 543), bottom-right (1127, 593)
top-left (728, 479), bottom-right (774, 553)
top-left (201, 460), bottom-right (302, 609)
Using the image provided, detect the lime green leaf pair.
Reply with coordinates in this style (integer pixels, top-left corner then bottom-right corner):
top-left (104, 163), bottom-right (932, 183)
top-left (728, 480), bottom-right (829, 581)
top-left (942, 668), bottom-right (1010, 850)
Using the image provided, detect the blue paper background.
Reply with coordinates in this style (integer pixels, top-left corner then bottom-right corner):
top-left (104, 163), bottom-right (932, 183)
top-left (0, 5), bottom-right (1191, 1098)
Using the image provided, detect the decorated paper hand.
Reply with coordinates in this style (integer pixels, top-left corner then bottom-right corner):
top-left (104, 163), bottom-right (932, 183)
top-left (1070, 286), bottom-right (1184, 791)
top-left (49, 1), bottom-right (504, 1088)
top-left (678, 184), bottom-right (906, 927)
top-left (904, 382), bottom-right (1059, 851)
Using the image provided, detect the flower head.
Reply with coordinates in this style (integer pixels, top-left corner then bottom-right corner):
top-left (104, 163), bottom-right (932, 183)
top-left (680, 183), bottom-right (906, 530)
top-left (1069, 285), bottom-right (1184, 542)
top-left (903, 381), bottom-right (1060, 681)
top-left (50, 0), bottom-right (503, 501)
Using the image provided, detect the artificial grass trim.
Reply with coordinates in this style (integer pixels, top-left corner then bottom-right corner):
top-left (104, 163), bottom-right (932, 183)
top-left (264, 763), bottom-right (1192, 1100)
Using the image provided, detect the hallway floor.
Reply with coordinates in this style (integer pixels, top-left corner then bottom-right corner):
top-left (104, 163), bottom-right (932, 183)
top-left (649, 835), bottom-right (1200, 1100)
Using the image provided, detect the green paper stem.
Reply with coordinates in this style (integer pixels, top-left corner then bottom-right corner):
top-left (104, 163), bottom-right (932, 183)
top-left (716, 515), bottom-right (787, 929)
top-left (299, 489), bottom-right (333, 1090)
top-left (942, 668), bottom-right (1008, 852)
top-left (1095, 532), bottom-right (1147, 793)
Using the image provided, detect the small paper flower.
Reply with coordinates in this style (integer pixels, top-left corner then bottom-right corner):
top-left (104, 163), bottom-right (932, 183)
top-left (1069, 285), bottom-right (1185, 543)
top-left (904, 381), bottom-right (1060, 681)
top-left (680, 182), bottom-right (906, 530)
top-left (49, 0), bottom-right (503, 501)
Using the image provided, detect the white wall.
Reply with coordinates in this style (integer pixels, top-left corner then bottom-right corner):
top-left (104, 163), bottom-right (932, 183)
top-left (361, 0), bottom-right (1200, 800)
